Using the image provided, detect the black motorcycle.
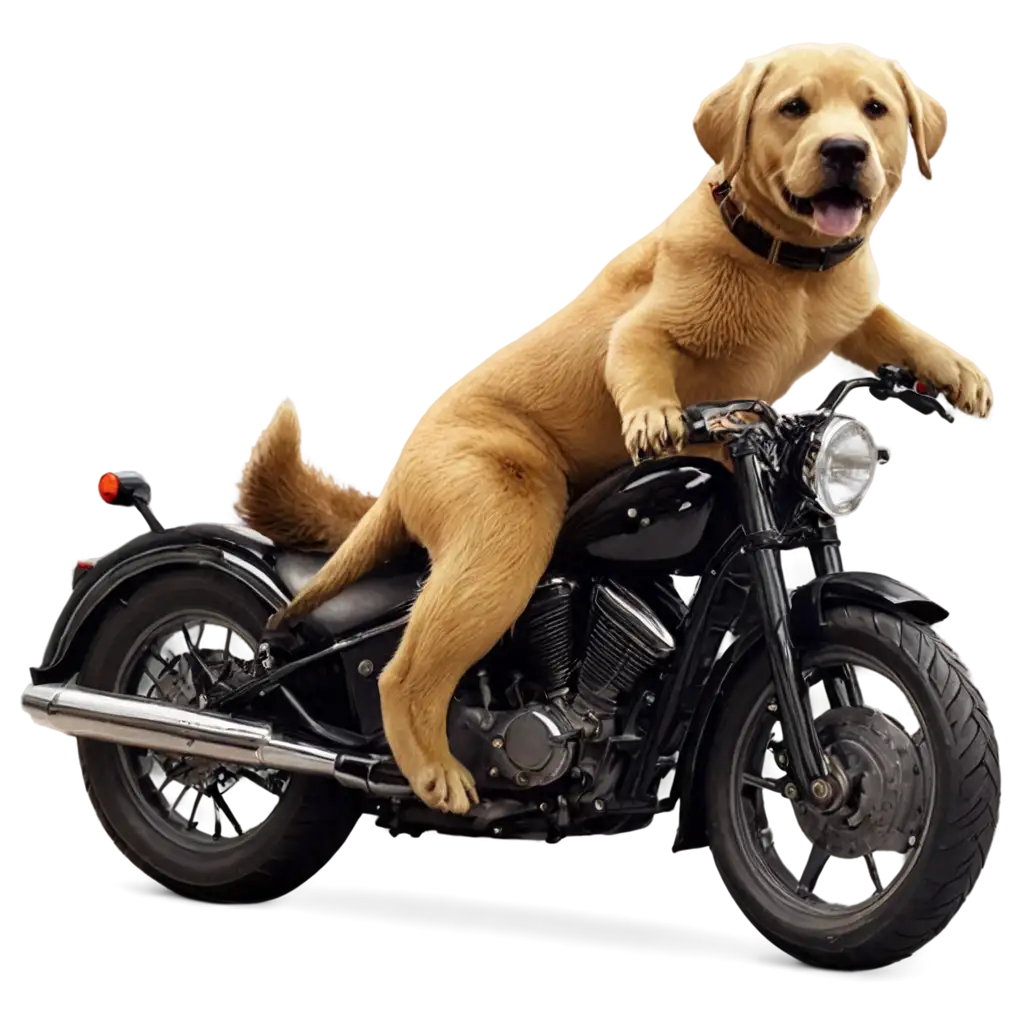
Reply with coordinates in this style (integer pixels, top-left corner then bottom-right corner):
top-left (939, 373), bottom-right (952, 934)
top-left (22, 364), bottom-right (999, 970)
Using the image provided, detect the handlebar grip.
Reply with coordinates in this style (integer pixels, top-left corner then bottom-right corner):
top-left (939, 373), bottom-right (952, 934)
top-left (683, 399), bottom-right (774, 444)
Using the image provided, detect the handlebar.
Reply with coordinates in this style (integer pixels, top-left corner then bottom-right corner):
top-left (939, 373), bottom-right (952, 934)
top-left (821, 364), bottom-right (954, 422)
top-left (681, 364), bottom-right (954, 447)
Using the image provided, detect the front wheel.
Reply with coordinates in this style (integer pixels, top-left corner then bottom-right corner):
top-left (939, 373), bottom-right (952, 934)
top-left (706, 604), bottom-right (999, 970)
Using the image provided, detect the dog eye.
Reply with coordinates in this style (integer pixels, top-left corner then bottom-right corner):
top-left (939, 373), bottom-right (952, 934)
top-left (779, 97), bottom-right (810, 118)
top-left (864, 99), bottom-right (888, 119)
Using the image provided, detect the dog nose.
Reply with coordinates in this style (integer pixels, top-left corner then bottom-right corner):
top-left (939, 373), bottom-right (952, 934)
top-left (820, 136), bottom-right (869, 169)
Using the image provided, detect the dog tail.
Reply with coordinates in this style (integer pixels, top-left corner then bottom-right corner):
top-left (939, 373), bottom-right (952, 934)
top-left (269, 484), bottom-right (407, 626)
top-left (235, 399), bottom-right (378, 551)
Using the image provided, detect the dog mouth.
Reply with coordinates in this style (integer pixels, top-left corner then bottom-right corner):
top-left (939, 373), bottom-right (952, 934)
top-left (783, 185), bottom-right (870, 239)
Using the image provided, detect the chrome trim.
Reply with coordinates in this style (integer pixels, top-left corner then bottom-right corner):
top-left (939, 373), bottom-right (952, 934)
top-left (596, 582), bottom-right (676, 656)
top-left (332, 612), bottom-right (411, 652)
top-left (221, 551), bottom-right (291, 604)
top-left (622, 466), bottom-right (712, 492)
top-left (538, 576), bottom-right (576, 590)
top-left (299, 614), bottom-right (415, 663)
top-left (21, 682), bottom-right (411, 797)
top-left (532, 708), bottom-right (567, 737)
top-left (805, 414), bottom-right (877, 517)
top-left (221, 523), bottom-right (275, 545)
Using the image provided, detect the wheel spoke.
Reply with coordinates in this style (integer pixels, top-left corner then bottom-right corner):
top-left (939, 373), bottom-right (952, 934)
top-left (143, 635), bottom-right (196, 701)
top-left (796, 844), bottom-right (830, 896)
top-left (164, 761), bottom-right (192, 782)
top-left (742, 772), bottom-right (786, 794)
top-left (141, 664), bottom-right (167, 699)
top-left (223, 628), bottom-right (233, 656)
top-left (154, 759), bottom-right (194, 791)
top-left (865, 852), bottom-right (883, 894)
top-left (184, 790), bottom-right (201, 831)
top-left (148, 651), bottom-right (178, 675)
top-left (211, 787), bottom-right (243, 836)
top-left (181, 622), bottom-right (219, 704)
top-left (169, 783), bottom-right (191, 815)
top-left (182, 623), bottom-right (217, 692)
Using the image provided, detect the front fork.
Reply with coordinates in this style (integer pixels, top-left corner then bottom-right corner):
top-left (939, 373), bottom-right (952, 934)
top-left (731, 443), bottom-right (837, 807)
top-left (808, 518), bottom-right (864, 708)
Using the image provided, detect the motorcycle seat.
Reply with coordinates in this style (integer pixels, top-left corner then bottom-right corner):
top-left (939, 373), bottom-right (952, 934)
top-left (273, 546), bottom-right (428, 638)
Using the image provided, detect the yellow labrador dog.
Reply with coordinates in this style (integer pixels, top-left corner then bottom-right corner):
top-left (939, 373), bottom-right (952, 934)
top-left (236, 42), bottom-right (992, 814)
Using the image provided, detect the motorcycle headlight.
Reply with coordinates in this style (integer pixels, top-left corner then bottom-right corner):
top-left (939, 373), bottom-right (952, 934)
top-left (806, 415), bottom-right (878, 516)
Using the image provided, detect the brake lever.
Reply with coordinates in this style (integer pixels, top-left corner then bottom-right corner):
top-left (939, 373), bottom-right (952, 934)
top-left (869, 364), bottom-right (955, 422)
top-left (897, 382), bottom-right (958, 421)
top-left (932, 397), bottom-right (956, 423)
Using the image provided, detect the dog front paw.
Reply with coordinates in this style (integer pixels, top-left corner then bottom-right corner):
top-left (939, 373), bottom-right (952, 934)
top-left (948, 359), bottom-right (993, 417)
top-left (622, 403), bottom-right (686, 463)
top-left (918, 354), bottom-right (993, 417)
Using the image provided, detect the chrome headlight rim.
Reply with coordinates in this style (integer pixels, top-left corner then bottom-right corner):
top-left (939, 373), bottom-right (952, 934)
top-left (804, 415), bottom-right (878, 516)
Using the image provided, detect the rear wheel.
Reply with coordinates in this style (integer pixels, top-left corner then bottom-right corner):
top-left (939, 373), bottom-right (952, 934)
top-left (706, 605), bottom-right (999, 969)
top-left (77, 570), bottom-right (360, 903)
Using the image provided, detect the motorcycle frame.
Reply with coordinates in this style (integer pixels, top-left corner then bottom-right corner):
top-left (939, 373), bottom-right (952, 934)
top-left (29, 377), bottom-right (952, 847)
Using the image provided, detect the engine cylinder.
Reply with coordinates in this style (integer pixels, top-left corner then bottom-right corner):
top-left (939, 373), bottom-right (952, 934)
top-left (578, 582), bottom-right (675, 711)
top-left (517, 578), bottom-right (575, 695)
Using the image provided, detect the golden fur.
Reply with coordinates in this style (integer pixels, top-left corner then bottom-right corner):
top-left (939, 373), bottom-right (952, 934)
top-left (237, 43), bottom-right (992, 814)
top-left (235, 400), bottom-right (380, 552)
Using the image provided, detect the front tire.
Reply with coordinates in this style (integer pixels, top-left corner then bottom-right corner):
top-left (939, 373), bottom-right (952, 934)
top-left (706, 605), bottom-right (999, 970)
top-left (77, 570), bottom-right (360, 903)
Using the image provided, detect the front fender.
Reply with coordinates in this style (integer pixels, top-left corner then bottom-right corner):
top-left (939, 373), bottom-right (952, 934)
top-left (790, 571), bottom-right (947, 643)
top-left (31, 525), bottom-right (290, 686)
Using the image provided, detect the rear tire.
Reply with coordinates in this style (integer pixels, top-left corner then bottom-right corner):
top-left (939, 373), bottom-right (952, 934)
top-left (77, 570), bottom-right (360, 903)
top-left (706, 605), bottom-right (1000, 969)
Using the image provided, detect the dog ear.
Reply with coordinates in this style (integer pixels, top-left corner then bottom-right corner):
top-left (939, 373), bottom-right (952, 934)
top-left (693, 58), bottom-right (772, 183)
top-left (890, 61), bottom-right (947, 179)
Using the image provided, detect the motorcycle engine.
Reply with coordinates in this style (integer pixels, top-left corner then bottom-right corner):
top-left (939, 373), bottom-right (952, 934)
top-left (578, 581), bottom-right (675, 710)
top-left (449, 699), bottom-right (578, 789)
top-left (448, 577), bottom-right (675, 791)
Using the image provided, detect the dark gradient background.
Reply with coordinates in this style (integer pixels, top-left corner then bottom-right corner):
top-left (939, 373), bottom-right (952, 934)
top-left (2, 4), bottom-right (1024, 1019)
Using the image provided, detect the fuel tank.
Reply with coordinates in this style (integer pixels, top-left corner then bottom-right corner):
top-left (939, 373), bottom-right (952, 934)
top-left (555, 455), bottom-right (737, 575)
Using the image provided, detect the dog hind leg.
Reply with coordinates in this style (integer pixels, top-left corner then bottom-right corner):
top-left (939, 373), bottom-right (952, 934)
top-left (378, 455), bottom-right (567, 814)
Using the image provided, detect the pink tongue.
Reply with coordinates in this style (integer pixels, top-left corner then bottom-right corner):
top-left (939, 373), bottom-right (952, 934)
top-left (812, 201), bottom-right (863, 238)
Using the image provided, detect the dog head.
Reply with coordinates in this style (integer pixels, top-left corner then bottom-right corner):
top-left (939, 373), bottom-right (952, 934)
top-left (694, 44), bottom-right (946, 242)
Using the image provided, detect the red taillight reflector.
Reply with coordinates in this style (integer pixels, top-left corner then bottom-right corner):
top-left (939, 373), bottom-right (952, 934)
top-left (76, 559), bottom-right (96, 570)
top-left (98, 472), bottom-right (120, 503)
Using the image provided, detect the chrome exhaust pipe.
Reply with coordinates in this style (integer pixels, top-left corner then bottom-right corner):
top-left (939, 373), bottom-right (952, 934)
top-left (22, 683), bottom-right (410, 798)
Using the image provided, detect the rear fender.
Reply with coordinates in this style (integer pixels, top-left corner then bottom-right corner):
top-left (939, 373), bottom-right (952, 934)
top-left (31, 525), bottom-right (289, 686)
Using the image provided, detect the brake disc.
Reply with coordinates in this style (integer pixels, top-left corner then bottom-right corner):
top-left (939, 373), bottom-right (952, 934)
top-left (794, 705), bottom-right (926, 859)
